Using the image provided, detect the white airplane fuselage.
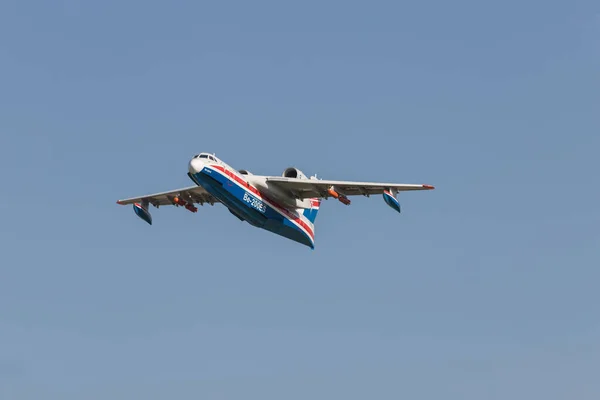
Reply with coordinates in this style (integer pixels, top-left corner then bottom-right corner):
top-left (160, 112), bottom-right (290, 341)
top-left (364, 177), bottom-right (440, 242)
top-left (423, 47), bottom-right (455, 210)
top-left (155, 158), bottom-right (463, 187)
top-left (187, 153), bottom-right (320, 248)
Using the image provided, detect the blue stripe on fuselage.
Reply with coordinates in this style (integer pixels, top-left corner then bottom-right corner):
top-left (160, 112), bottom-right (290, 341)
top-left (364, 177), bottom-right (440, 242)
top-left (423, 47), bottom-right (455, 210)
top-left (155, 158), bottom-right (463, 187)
top-left (189, 167), bottom-right (314, 248)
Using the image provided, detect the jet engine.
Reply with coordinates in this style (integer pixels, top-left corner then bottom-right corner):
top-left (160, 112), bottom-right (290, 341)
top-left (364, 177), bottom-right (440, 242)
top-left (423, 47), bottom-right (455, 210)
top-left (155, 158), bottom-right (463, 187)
top-left (249, 166), bottom-right (312, 209)
top-left (282, 167), bottom-right (307, 180)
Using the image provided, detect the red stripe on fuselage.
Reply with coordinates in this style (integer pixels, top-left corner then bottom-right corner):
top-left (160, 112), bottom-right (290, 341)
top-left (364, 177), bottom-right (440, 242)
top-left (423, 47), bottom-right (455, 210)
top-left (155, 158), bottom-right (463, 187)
top-left (208, 165), bottom-right (315, 240)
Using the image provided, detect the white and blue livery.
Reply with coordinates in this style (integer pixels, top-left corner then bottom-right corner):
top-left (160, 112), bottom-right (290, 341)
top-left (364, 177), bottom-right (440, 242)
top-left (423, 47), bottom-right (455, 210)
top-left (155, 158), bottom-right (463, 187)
top-left (117, 152), bottom-right (434, 249)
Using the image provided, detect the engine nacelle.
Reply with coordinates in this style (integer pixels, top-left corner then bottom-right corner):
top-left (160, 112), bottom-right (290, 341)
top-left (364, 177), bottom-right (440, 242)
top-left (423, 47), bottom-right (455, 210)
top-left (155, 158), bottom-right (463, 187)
top-left (282, 167), bottom-right (307, 180)
top-left (250, 166), bottom-right (312, 209)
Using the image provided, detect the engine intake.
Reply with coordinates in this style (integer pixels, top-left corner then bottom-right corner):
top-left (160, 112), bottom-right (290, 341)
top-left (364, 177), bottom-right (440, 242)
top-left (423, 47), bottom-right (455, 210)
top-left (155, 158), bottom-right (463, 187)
top-left (282, 167), bottom-right (307, 179)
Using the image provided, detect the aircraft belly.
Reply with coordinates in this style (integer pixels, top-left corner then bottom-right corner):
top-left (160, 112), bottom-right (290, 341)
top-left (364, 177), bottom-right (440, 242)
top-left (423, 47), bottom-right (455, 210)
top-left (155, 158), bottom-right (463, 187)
top-left (262, 219), bottom-right (314, 248)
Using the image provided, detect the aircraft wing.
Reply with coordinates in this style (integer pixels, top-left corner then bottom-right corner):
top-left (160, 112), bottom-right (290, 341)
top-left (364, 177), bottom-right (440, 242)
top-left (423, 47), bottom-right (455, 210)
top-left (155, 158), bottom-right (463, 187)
top-left (266, 177), bottom-right (434, 199)
top-left (116, 185), bottom-right (219, 207)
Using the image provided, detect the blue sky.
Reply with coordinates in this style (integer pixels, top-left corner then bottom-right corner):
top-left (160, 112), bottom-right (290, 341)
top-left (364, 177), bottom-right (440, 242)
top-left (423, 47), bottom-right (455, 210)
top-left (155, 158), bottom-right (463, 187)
top-left (1, 0), bottom-right (599, 398)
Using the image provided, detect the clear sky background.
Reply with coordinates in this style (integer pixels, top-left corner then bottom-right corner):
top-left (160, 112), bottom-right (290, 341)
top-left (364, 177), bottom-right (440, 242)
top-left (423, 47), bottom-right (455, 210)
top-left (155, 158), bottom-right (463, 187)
top-left (1, 1), bottom-right (599, 399)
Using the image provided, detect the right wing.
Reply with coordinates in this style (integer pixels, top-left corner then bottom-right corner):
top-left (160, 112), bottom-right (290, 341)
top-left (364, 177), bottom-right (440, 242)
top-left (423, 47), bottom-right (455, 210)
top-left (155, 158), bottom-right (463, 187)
top-left (116, 185), bottom-right (219, 207)
top-left (116, 185), bottom-right (220, 225)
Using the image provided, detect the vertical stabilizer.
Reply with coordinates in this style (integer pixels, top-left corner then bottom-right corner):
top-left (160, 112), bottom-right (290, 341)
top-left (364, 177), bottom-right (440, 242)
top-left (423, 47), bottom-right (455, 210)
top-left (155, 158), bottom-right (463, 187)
top-left (303, 198), bottom-right (321, 223)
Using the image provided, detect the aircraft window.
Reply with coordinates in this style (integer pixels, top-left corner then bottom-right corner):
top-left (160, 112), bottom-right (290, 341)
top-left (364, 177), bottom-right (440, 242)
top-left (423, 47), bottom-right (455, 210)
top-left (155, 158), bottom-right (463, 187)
top-left (199, 154), bottom-right (208, 159)
top-left (209, 156), bottom-right (216, 161)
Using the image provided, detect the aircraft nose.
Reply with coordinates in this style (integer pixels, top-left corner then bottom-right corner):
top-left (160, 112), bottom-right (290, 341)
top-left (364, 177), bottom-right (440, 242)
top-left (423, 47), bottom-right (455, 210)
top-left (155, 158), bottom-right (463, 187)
top-left (188, 157), bottom-right (205, 174)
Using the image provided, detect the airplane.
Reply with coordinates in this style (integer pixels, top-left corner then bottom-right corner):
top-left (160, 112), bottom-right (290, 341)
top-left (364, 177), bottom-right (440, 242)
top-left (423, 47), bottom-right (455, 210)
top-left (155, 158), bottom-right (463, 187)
top-left (116, 152), bottom-right (434, 249)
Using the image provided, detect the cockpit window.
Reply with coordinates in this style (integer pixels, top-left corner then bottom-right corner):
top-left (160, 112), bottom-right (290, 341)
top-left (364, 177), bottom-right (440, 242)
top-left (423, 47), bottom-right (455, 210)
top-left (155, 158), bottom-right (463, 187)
top-left (194, 153), bottom-right (215, 161)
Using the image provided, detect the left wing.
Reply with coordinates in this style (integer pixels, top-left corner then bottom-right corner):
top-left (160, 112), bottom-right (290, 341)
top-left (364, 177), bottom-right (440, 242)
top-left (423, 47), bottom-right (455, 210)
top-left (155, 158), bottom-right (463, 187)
top-left (266, 177), bottom-right (434, 199)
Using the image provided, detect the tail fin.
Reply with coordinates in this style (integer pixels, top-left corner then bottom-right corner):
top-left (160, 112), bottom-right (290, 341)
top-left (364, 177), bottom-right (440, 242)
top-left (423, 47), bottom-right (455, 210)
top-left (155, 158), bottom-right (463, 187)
top-left (303, 198), bottom-right (321, 224)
